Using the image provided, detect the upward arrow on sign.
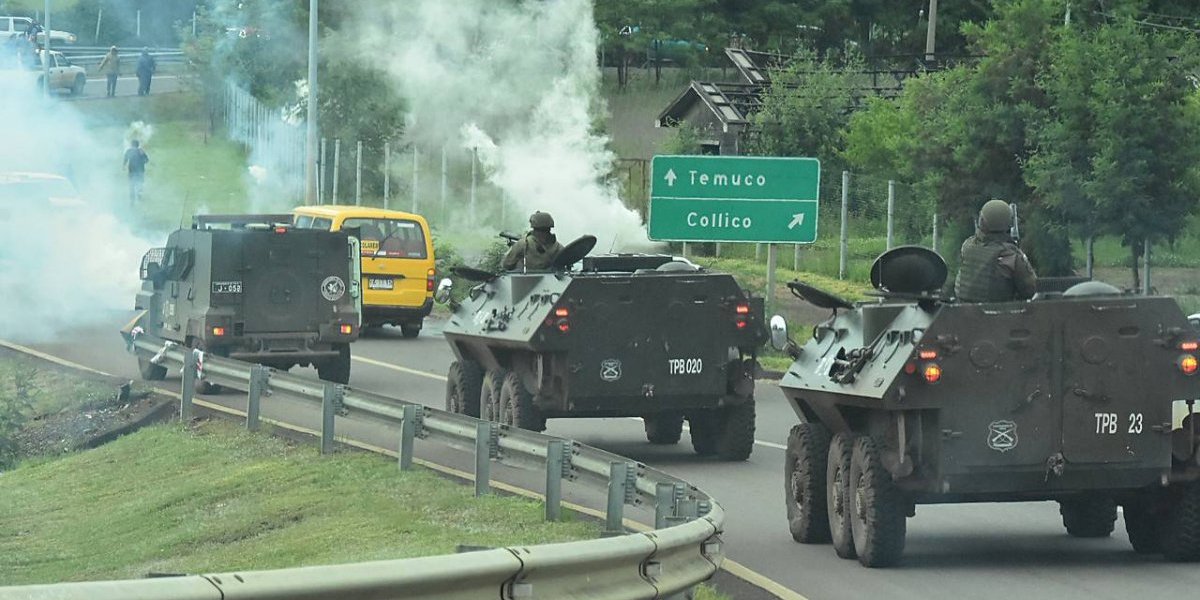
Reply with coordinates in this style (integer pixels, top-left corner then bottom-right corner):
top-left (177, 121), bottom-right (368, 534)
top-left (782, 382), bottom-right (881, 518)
top-left (664, 168), bottom-right (677, 187)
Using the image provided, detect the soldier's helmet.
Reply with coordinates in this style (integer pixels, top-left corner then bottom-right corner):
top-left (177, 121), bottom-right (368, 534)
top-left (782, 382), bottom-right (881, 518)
top-left (978, 199), bottom-right (1011, 233)
top-left (529, 211), bottom-right (555, 230)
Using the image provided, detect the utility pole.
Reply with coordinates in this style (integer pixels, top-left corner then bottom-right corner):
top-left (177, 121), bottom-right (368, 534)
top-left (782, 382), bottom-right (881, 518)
top-left (924, 0), bottom-right (938, 64)
top-left (304, 0), bottom-right (319, 205)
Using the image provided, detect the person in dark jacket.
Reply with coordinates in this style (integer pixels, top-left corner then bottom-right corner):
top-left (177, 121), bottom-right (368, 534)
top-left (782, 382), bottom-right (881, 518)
top-left (502, 211), bottom-right (564, 272)
top-left (135, 48), bottom-right (156, 96)
top-left (954, 199), bottom-right (1037, 302)
top-left (123, 140), bottom-right (149, 204)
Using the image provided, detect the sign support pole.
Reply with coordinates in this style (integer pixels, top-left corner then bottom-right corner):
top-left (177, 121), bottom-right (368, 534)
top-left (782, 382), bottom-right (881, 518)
top-left (765, 244), bottom-right (777, 316)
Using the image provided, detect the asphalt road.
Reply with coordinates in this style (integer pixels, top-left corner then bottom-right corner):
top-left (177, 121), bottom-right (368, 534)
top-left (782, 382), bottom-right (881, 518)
top-left (59, 74), bottom-right (183, 100)
top-left (16, 313), bottom-right (1200, 600)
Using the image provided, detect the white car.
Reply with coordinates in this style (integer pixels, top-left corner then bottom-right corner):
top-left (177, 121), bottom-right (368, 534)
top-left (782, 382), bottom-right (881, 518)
top-left (0, 16), bottom-right (76, 45)
top-left (0, 172), bottom-right (84, 210)
top-left (0, 49), bottom-right (86, 95)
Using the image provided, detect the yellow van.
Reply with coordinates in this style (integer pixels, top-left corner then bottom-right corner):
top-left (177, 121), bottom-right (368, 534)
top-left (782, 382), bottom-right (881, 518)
top-left (293, 205), bottom-right (435, 338)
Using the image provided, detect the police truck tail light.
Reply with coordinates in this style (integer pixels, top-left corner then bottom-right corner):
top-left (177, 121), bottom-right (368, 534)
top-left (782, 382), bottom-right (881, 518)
top-left (734, 303), bottom-right (750, 330)
top-left (340, 324), bottom-right (353, 335)
top-left (1181, 341), bottom-right (1199, 352)
top-left (918, 349), bottom-right (938, 360)
top-left (923, 363), bottom-right (942, 384)
top-left (555, 307), bottom-right (570, 318)
top-left (1179, 354), bottom-right (1198, 376)
top-left (211, 326), bottom-right (226, 337)
top-left (904, 362), bottom-right (917, 375)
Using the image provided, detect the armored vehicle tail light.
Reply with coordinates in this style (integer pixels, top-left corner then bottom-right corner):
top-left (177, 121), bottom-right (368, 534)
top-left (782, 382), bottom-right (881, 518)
top-left (918, 349), bottom-right (938, 360)
top-left (1180, 354), bottom-right (1198, 376)
top-left (734, 302), bottom-right (750, 330)
top-left (340, 324), bottom-right (354, 335)
top-left (923, 363), bottom-right (942, 383)
top-left (904, 362), bottom-right (917, 375)
top-left (555, 307), bottom-right (570, 317)
top-left (1181, 341), bottom-right (1199, 352)
top-left (211, 326), bottom-right (227, 337)
top-left (426, 268), bottom-right (436, 292)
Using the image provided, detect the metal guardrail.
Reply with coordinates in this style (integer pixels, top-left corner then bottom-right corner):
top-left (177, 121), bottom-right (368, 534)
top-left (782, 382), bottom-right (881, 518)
top-left (0, 335), bottom-right (726, 600)
top-left (56, 46), bottom-right (184, 65)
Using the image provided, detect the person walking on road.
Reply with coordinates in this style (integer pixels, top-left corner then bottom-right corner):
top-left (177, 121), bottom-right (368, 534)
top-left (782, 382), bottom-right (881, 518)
top-left (136, 48), bottom-right (156, 96)
top-left (97, 46), bottom-right (120, 98)
top-left (123, 140), bottom-right (149, 204)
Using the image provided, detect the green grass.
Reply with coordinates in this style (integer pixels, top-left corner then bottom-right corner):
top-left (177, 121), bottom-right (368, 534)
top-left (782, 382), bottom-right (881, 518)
top-left (0, 421), bottom-right (598, 585)
top-left (0, 355), bottom-right (118, 419)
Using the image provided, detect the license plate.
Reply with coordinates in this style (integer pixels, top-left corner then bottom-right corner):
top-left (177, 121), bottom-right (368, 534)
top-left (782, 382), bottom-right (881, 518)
top-left (368, 278), bottom-right (394, 290)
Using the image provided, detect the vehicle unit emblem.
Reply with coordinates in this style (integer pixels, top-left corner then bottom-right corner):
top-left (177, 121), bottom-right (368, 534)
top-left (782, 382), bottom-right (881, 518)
top-left (321, 276), bottom-right (346, 302)
top-left (600, 359), bottom-right (622, 382)
top-left (987, 420), bottom-right (1018, 453)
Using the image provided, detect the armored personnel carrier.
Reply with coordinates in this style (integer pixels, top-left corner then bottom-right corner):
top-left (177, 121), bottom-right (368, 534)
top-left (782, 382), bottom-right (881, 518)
top-left (130, 214), bottom-right (362, 391)
top-left (773, 246), bottom-right (1200, 567)
top-left (438, 235), bottom-right (766, 460)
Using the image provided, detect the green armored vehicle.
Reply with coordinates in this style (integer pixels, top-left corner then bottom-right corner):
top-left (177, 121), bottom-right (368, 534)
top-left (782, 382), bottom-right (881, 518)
top-left (438, 235), bottom-right (766, 460)
top-left (130, 214), bottom-right (362, 391)
top-left (774, 246), bottom-right (1200, 567)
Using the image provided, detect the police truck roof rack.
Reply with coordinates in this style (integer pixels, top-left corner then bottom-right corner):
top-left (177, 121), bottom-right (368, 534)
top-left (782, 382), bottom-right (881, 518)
top-left (192, 214), bottom-right (295, 230)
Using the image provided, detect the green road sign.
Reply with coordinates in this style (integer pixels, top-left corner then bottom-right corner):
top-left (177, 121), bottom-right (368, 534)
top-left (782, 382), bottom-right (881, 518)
top-left (648, 155), bottom-right (821, 243)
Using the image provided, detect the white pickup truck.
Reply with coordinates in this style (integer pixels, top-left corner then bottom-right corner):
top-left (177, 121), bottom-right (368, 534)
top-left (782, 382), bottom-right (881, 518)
top-left (0, 49), bottom-right (86, 95)
top-left (0, 16), bottom-right (76, 45)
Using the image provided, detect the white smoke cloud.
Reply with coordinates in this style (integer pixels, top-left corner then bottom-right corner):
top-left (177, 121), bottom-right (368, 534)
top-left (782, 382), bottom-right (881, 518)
top-left (347, 0), bottom-right (651, 251)
top-left (0, 72), bottom-right (153, 342)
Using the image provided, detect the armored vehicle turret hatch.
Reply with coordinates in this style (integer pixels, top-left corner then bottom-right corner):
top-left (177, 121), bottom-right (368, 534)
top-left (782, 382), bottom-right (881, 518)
top-left (773, 246), bottom-right (1200, 567)
top-left (439, 235), bottom-right (766, 460)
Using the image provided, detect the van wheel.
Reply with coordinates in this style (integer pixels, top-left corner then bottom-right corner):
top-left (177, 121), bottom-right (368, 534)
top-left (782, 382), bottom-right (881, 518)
top-left (71, 74), bottom-right (85, 96)
top-left (400, 323), bottom-right (421, 338)
top-left (786, 422), bottom-right (832, 543)
top-left (1060, 497), bottom-right (1117, 538)
top-left (317, 344), bottom-right (351, 384)
top-left (137, 356), bottom-right (167, 381)
top-left (644, 414), bottom-right (683, 444)
top-left (848, 435), bottom-right (907, 567)
top-left (445, 360), bottom-right (483, 417)
top-left (499, 371), bottom-right (544, 432)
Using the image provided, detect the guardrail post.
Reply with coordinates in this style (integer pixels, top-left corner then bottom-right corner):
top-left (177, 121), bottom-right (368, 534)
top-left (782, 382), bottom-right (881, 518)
top-left (604, 461), bottom-right (628, 537)
top-left (545, 440), bottom-right (565, 521)
top-left (246, 365), bottom-right (268, 432)
top-left (321, 384), bottom-right (340, 455)
top-left (398, 404), bottom-right (419, 471)
top-left (180, 350), bottom-right (196, 422)
top-left (475, 421), bottom-right (494, 496)
top-left (655, 482), bottom-right (676, 529)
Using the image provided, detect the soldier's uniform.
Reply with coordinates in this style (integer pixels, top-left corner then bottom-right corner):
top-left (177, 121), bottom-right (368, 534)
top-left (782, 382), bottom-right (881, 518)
top-left (503, 211), bottom-right (564, 272)
top-left (954, 200), bottom-right (1037, 302)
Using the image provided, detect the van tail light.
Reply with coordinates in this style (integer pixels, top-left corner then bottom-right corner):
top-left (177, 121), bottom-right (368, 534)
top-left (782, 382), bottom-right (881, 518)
top-left (1180, 354), bottom-right (1198, 376)
top-left (426, 268), bottom-right (435, 292)
top-left (734, 302), bottom-right (750, 330)
top-left (922, 363), bottom-right (942, 383)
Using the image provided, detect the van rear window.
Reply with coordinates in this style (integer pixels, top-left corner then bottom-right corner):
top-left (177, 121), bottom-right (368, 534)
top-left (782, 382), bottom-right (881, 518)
top-left (343, 218), bottom-right (427, 259)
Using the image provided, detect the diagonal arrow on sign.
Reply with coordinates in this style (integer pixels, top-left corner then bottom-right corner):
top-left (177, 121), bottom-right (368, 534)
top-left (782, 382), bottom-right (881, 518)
top-left (788, 213), bottom-right (805, 230)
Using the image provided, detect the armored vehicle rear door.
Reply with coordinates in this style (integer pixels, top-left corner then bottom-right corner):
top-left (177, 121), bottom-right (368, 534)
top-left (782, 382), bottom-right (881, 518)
top-left (238, 230), bottom-right (345, 333)
top-left (1060, 302), bottom-right (1172, 464)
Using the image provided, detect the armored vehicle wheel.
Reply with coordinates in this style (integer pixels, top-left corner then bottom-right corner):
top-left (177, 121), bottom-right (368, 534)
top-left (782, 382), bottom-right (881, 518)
top-left (786, 422), bottom-right (832, 543)
top-left (480, 369), bottom-right (507, 422)
top-left (1162, 481), bottom-right (1200, 562)
top-left (1059, 497), bottom-right (1117, 538)
top-left (400, 323), bottom-right (421, 339)
top-left (644, 414), bottom-right (683, 444)
top-left (499, 371), bottom-right (545, 432)
top-left (848, 436), bottom-right (906, 567)
top-left (715, 398), bottom-right (756, 461)
top-left (1123, 503), bottom-right (1163, 554)
top-left (688, 413), bottom-right (718, 456)
top-left (826, 432), bottom-right (858, 559)
top-left (137, 356), bottom-right (167, 381)
top-left (445, 360), bottom-right (484, 417)
top-left (317, 344), bottom-right (352, 385)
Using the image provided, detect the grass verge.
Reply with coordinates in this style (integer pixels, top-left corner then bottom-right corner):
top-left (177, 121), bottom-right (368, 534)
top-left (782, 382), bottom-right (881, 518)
top-left (0, 421), bottom-right (598, 585)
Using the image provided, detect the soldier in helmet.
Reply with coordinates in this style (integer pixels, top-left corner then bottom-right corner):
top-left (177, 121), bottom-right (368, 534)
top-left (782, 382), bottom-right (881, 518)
top-left (954, 199), bottom-right (1037, 302)
top-left (502, 211), bottom-right (565, 271)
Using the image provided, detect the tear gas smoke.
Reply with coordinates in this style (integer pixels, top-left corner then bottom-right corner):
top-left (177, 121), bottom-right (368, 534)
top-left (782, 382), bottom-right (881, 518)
top-left (0, 75), bottom-right (152, 342)
top-left (348, 0), bottom-right (653, 251)
top-left (124, 120), bottom-right (154, 147)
